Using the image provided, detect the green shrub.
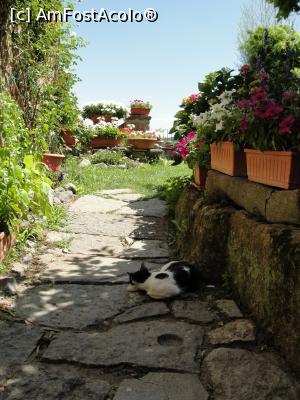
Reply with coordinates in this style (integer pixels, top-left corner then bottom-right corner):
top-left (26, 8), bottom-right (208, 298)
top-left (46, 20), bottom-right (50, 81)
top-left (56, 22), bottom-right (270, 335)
top-left (0, 90), bottom-right (52, 231)
top-left (92, 125), bottom-right (125, 139)
top-left (159, 175), bottom-right (191, 215)
top-left (91, 149), bottom-right (127, 165)
top-left (240, 26), bottom-right (300, 98)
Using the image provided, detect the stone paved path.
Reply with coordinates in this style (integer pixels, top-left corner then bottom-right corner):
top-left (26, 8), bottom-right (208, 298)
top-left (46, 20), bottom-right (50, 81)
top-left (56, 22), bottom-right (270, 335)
top-left (0, 189), bottom-right (299, 399)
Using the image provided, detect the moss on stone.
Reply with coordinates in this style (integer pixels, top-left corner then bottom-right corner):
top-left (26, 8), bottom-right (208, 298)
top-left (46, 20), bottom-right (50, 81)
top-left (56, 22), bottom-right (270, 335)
top-left (175, 186), bottom-right (300, 373)
top-left (176, 186), bottom-right (234, 282)
top-left (228, 212), bottom-right (300, 372)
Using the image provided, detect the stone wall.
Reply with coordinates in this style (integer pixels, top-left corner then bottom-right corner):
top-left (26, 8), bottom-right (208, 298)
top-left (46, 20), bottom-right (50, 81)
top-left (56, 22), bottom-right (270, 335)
top-left (175, 184), bottom-right (300, 373)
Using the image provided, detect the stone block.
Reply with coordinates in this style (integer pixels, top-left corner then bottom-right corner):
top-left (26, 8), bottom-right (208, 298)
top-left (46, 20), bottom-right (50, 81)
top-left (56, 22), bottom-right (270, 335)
top-left (202, 348), bottom-right (299, 400)
top-left (228, 211), bottom-right (300, 372)
top-left (266, 189), bottom-right (300, 225)
top-left (43, 321), bottom-right (204, 372)
top-left (205, 170), bottom-right (273, 218)
top-left (114, 373), bottom-right (209, 400)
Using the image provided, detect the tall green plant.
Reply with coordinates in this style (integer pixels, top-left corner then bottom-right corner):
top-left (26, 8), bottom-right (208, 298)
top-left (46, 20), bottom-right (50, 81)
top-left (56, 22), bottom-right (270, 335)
top-left (239, 26), bottom-right (300, 98)
top-left (267, 0), bottom-right (300, 18)
top-left (4, 0), bottom-right (84, 151)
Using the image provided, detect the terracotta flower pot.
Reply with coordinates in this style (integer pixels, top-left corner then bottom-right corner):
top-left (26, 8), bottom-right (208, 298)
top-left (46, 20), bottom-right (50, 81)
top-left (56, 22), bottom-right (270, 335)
top-left (130, 108), bottom-right (150, 116)
top-left (210, 142), bottom-right (247, 177)
top-left (42, 153), bottom-right (65, 171)
top-left (0, 231), bottom-right (16, 262)
top-left (193, 165), bottom-right (208, 188)
top-left (61, 129), bottom-right (76, 147)
top-left (90, 137), bottom-right (122, 148)
top-left (245, 149), bottom-right (300, 189)
top-left (127, 138), bottom-right (157, 150)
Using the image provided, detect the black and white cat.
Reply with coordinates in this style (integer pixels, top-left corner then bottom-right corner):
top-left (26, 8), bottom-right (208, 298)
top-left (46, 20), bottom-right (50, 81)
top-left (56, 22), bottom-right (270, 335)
top-left (127, 261), bottom-right (200, 299)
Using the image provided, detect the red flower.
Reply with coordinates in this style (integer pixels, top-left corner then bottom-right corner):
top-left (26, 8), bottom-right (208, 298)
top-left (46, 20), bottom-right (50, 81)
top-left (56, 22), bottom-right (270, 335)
top-left (278, 115), bottom-right (295, 134)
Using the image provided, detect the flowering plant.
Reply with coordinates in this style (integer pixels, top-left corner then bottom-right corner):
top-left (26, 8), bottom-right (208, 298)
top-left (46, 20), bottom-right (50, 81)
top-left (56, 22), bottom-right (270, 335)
top-left (238, 86), bottom-right (300, 151)
top-left (182, 94), bottom-right (201, 105)
top-left (130, 100), bottom-right (152, 110)
top-left (193, 90), bottom-right (246, 147)
top-left (75, 118), bottom-right (125, 141)
top-left (82, 102), bottom-right (128, 119)
top-left (127, 130), bottom-right (160, 139)
top-left (170, 68), bottom-right (239, 140)
top-left (173, 131), bottom-right (210, 169)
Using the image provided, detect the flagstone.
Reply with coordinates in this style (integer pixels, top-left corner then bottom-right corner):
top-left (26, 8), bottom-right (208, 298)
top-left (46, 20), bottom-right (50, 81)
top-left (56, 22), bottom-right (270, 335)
top-left (15, 284), bottom-right (148, 329)
top-left (64, 213), bottom-right (168, 240)
top-left (42, 321), bottom-right (204, 372)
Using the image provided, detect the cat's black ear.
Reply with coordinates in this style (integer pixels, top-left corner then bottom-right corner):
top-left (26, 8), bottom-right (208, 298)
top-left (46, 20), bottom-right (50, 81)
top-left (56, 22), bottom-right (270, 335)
top-left (140, 262), bottom-right (147, 271)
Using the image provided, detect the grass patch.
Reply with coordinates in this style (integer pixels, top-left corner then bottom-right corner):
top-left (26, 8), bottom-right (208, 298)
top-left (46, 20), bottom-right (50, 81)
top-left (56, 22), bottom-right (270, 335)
top-left (63, 157), bottom-right (191, 197)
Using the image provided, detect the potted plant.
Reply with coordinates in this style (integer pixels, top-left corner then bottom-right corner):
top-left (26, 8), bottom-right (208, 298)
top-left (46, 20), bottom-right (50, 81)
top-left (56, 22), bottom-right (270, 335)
top-left (0, 224), bottom-right (15, 262)
top-left (42, 130), bottom-right (65, 170)
top-left (130, 100), bottom-right (152, 116)
top-left (173, 131), bottom-right (210, 188)
top-left (237, 27), bottom-right (300, 189)
top-left (82, 102), bottom-right (128, 124)
top-left (61, 128), bottom-right (76, 147)
top-left (240, 87), bottom-right (300, 189)
top-left (127, 131), bottom-right (159, 150)
top-left (90, 121), bottom-right (126, 148)
top-left (194, 89), bottom-right (247, 177)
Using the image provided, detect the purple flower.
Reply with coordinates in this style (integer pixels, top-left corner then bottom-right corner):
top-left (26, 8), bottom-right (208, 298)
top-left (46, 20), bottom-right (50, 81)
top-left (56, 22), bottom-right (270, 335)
top-left (58, 172), bottom-right (64, 183)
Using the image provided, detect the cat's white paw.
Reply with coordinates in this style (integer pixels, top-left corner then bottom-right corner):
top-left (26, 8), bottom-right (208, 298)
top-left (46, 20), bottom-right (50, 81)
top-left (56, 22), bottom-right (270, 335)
top-left (127, 284), bottom-right (139, 292)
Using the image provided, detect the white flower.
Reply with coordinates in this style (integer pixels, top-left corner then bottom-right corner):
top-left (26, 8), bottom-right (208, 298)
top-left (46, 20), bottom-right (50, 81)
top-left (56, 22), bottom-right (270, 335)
top-left (83, 118), bottom-right (94, 127)
top-left (216, 120), bottom-right (224, 131)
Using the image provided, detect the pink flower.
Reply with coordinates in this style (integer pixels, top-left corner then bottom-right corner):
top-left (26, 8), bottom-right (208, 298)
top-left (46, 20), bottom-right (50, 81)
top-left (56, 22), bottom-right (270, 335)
top-left (238, 99), bottom-right (252, 109)
top-left (251, 88), bottom-right (267, 103)
top-left (254, 100), bottom-right (283, 120)
top-left (189, 94), bottom-right (200, 102)
top-left (183, 94), bottom-right (200, 105)
top-left (186, 131), bottom-right (196, 140)
top-left (174, 131), bottom-right (196, 159)
top-left (278, 115), bottom-right (295, 134)
top-left (49, 163), bottom-right (58, 172)
top-left (240, 64), bottom-right (250, 74)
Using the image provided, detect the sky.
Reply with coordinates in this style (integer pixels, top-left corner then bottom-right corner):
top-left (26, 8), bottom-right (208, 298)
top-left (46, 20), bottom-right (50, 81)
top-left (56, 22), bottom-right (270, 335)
top-left (72, 0), bottom-right (298, 130)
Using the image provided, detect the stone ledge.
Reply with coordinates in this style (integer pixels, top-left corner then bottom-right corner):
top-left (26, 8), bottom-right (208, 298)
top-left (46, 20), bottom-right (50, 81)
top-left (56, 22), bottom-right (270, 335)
top-left (175, 186), bottom-right (300, 373)
top-left (205, 170), bottom-right (300, 225)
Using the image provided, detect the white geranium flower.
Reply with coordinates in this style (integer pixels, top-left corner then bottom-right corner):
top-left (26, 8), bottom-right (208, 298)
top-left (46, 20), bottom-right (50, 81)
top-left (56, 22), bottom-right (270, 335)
top-left (83, 118), bottom-right (94, 127)
top-left (216, 120), bottom-right (224, 131)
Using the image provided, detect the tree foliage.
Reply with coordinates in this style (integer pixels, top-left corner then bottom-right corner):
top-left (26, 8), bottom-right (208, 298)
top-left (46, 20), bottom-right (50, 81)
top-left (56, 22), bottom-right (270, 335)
top-left (267, 0), bottom-right (300, 18)
top-left (0, 0), bottom-right (83, 229)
